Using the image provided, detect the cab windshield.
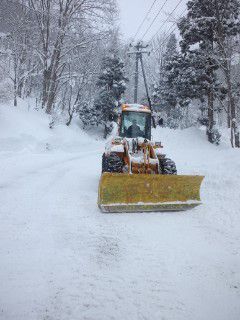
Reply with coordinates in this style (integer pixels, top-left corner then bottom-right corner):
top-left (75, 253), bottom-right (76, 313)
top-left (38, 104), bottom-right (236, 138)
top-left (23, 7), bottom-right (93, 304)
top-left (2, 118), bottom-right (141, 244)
top-left (120, 111), bottom-right (151, 140)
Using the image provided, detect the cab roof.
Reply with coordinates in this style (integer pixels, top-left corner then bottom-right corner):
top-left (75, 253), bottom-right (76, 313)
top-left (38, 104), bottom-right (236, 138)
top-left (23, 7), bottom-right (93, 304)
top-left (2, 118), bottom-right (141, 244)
top-left (122, 104), bottom-right (151, 113)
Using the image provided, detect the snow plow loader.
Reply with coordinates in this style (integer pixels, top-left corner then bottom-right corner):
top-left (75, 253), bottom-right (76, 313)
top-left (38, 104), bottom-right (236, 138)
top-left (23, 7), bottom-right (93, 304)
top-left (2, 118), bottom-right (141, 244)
top-left (98, 104), bottom-right (204, 213)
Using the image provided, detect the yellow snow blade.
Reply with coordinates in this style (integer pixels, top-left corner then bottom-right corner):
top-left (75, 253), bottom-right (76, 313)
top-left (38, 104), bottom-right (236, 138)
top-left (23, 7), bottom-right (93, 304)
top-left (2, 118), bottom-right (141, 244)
top-left (98, 173), bottom-right (204, 213)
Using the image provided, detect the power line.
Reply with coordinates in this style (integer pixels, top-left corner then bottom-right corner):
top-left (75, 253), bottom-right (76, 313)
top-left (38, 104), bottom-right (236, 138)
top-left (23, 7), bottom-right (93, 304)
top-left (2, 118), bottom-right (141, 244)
top-left (141, 0), bottom-right (170, 41)
top-left (152, 7), bottom-right (187, 45)
top-left (162, 1), bottom-right (200, 43)
top-left (133, 0), bottom-right (159, 41)
top-left (161, 25), bottom-right (179, 45)
top-left (150, 0), bottom-right (185, 42)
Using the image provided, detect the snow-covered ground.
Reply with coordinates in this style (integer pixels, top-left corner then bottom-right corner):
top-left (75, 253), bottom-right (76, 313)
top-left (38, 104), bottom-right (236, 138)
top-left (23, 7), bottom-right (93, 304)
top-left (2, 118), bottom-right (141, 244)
top-left (0, 104), bottom-right (240, 320)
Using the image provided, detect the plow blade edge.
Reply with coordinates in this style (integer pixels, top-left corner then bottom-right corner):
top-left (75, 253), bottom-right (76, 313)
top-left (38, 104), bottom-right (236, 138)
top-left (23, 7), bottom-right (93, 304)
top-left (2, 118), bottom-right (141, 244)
top-left (98, 173), bottom-right (204, 213)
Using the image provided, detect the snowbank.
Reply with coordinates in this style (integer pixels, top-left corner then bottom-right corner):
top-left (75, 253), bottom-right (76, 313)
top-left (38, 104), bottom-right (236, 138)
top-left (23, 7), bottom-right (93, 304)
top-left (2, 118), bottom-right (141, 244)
top-left (0, 101), bottom-right (96, 155)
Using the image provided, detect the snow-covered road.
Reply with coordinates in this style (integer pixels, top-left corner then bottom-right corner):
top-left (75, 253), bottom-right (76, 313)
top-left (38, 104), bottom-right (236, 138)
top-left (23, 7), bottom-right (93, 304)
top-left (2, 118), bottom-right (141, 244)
top-left (0, 106), bottom-right (240, 320)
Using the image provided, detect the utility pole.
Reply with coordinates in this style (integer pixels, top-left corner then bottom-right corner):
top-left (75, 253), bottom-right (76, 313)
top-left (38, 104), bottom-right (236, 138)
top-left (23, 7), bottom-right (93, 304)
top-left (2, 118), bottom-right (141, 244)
top-left (128, 42), bottom-right (150, 104)
top-left (128, 42), bottom-right (156, 127)
top-left (134, 50), bottom-right (139, 103)
top-left (139, 54), bottom-right (151, 109)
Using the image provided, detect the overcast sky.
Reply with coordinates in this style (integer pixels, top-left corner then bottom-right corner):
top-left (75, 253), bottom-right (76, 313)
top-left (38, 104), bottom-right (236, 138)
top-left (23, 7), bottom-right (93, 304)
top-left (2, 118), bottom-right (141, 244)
top-left (118, 0), bottom-right (187, 42)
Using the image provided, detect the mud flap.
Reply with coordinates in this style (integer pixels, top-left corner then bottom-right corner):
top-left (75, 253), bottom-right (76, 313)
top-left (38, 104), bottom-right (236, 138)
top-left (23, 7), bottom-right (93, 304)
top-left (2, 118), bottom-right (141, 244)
top-left (98, 173), bottom-right (204, 213)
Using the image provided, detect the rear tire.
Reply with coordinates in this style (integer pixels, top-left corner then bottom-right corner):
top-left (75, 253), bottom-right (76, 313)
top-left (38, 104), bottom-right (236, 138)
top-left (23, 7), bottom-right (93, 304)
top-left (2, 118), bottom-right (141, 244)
top-left (159, 158), bottom-right (177, 175)
top-left (102, 153), bottom-right (124, 173)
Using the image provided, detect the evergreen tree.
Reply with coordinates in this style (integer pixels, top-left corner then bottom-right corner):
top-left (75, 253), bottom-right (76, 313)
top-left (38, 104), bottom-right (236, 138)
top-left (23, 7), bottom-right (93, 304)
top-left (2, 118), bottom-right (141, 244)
top-left (178, 1), bottom-right (218, 143)
top-left (164, 34), bottom-right (178, 63)
top-left (153, 34), bottom-right (189, 128)
top-left (152, 35), bottom-right (178, 111)
top-left (94, 53), bottom-right (128, 138)
top-left (178, 0), bottom-right (240, 146)
top-left (161, 34), bottom-right (178, 111)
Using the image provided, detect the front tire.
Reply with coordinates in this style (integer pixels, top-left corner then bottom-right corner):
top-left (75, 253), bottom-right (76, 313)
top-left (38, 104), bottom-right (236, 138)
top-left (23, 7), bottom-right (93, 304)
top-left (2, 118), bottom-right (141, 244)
top-left (159, 158), bottom-right (177, 175)
top-left (102, 153), bottom-right (124, 173)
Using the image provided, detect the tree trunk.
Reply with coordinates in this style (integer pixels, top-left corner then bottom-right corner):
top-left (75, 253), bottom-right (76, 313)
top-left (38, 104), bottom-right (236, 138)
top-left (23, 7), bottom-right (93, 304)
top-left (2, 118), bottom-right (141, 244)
top-left (13, 56), bottom-right (18, 107)
top-left (44, 35), bottom-right (64, 114)
top-left (44, 61), bottom-right (58, 114)
top-left (206, 52), bottom-right (215, 144)
top-left (17, 82), bottom-right (23, 99)
top-left (42, 69), bottom-right (50, 109)
top-left (207, 88), bottom-right (214, 143)
top-left (227, 98), bottom-right (231, 128)
top-left (225, 66), bottom-right (240, 148)
top-left (14, 80), bottom-right (17, 107)
top-left (230, 99), bottom-right (240, 148)
top-left (46, 86), bottom-right (56, 114)
top-left (66, 113), bottom-right (73, 126)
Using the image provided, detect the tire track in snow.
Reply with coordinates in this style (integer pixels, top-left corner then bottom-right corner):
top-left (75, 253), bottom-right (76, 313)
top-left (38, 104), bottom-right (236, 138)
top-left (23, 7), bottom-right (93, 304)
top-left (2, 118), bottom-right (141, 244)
top-left (0, 148), bottom-right (102, 190)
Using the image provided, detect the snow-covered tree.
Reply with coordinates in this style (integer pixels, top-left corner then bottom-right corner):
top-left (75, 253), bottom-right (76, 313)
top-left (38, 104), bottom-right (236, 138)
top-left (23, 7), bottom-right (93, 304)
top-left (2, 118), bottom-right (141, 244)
top-left (178, 0), bottom-right (240, 147)
top-left (28, 0), bottom-right (117, 115)
top-left (153, 34), bottom-right (178, 104)
top-left (0, 0), bottom-right (119, 117)
top-left (178, 3), bottom-right (219, 143)
top-left (94, 53), bottom-right (128, 138)
top-left (152, 34), bottom-right (187, 128)
top-left (0, 0), bottom-right (37, 106)
top-left (165, 34), bottom-right (178, 60)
